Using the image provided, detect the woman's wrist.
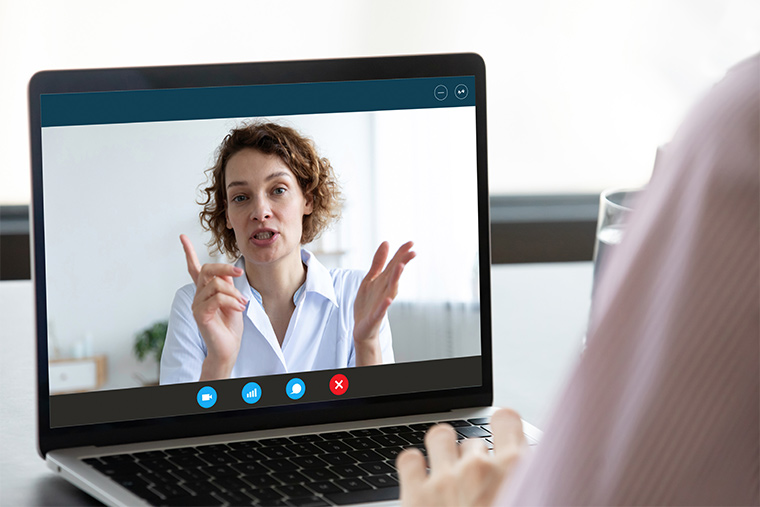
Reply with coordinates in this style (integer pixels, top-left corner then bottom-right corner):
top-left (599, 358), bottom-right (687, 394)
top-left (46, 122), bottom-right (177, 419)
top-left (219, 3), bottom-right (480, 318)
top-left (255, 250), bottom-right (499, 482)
top-left (354, 335), bottom-right (382, 367)
top-left (200, 354), bottom-right (236, 380)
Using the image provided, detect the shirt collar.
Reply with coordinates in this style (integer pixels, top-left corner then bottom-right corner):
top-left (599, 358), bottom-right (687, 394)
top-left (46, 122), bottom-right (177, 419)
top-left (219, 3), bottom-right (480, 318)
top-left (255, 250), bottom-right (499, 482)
top-left (300, 249), bottom-right (338, 307)
top-left (232, 250), bottom-right (338, 307)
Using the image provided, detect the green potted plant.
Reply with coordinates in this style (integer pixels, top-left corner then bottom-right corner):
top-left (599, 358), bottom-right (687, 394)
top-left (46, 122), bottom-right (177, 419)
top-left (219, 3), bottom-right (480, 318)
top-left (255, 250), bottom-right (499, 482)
top-left (133, 320), bottom-right (168, 385)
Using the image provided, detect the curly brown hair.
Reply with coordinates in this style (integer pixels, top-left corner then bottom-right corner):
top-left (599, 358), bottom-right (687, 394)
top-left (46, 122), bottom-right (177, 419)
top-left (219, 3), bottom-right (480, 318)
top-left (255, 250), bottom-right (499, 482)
top-left (199, 122), bottom-right (342, 259)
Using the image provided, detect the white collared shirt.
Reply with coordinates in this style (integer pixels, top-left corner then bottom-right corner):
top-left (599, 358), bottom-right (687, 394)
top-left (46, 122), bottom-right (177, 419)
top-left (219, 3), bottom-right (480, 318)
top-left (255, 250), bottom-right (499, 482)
top-left (160, 249), bottom-right (394, 385)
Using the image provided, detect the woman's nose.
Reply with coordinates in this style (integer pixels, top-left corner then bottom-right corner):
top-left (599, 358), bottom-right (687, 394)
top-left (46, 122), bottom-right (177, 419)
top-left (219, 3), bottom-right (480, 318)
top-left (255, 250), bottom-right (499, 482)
top-left (250, 199), bottom-right (272, 221)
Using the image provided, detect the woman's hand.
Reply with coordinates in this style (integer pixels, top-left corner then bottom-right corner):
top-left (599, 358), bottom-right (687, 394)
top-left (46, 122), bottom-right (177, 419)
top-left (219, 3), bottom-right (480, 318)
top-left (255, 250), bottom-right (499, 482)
top-left (180, 234), bottom-right (247, 380)
top-left (353, 241), bottom-right (416, 366)
top-left (397, 408), bottom-right (526, 507)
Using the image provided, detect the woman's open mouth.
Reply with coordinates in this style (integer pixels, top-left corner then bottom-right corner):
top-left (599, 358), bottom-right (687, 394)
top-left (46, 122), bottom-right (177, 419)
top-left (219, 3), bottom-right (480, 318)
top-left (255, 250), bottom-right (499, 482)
top-left (250, 229), bottom-right (278, 246)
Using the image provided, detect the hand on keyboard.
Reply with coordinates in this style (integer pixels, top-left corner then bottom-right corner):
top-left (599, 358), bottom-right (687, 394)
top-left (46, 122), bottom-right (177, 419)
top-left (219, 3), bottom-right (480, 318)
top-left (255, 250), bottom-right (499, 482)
top-left (396, 408), bottom-right (525, 507)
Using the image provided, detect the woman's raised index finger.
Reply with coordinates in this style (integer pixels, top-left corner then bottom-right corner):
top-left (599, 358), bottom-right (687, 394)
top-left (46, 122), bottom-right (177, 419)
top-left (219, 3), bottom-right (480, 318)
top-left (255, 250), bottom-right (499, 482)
top-left (180, 234), bottom-right (201, 285)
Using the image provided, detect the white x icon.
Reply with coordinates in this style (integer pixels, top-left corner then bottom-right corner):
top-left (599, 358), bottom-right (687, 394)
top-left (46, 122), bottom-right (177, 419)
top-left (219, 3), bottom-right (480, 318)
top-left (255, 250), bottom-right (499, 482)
top-left (334, 380), bottom-right (344, 390)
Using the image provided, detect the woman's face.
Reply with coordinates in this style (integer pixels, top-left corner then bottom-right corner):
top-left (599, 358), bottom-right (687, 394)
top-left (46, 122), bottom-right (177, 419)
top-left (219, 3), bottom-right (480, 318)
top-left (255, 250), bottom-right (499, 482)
top-left (224, 148), bottom-right (313, 268)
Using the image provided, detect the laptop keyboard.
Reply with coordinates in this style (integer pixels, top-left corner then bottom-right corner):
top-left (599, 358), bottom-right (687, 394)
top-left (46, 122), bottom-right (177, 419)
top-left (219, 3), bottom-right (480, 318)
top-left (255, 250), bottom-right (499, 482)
top-left (82, 417), bottom-right (502, 506)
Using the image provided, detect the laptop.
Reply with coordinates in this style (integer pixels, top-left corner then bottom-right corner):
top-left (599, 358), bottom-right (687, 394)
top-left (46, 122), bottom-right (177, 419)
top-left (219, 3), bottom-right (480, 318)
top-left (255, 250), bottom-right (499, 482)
top-left (29, 53), bottom-right (541, 506)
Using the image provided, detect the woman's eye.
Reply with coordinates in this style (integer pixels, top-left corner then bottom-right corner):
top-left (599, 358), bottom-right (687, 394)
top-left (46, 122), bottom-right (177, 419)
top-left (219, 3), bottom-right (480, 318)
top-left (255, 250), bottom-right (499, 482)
top-left (273, 187), bottom-right (286, 195)
top-left (231, 195), bottom-right (247, 203)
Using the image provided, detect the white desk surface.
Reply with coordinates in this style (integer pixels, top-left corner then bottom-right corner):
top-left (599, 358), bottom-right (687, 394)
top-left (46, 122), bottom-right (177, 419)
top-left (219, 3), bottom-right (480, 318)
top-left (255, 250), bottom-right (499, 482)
top-left (0, 262), bottom-right (591, 505)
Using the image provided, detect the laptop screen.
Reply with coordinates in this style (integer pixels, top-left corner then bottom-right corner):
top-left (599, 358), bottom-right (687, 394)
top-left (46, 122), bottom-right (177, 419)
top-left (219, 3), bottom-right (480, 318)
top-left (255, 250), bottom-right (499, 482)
top-left (31, 55), bottom-right (491, 445)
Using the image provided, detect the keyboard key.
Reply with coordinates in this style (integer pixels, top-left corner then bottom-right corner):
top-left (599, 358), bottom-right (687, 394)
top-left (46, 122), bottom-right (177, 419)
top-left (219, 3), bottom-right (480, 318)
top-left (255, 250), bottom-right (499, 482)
top-left (196, 443), bottom-right (232, 453)
top-left (165, 446), bottom-right (198, 456)
top-left (286, 442), bottom-right (322, 456)
top-left (247, 488), bottom-right (284, 505)
top-left (402, 431), bottom-right (427, 444)
top-left (379, 425), bottom-right (412, 434)
top-left (265, 458), bottom-right (300, 473)
top-left (148, 481), bottom-right (192, 499)
top-left (99, 454), bottom-right (136, 464)
top-left (315, 440), bottom-right (353, 453)
top-left (259, 437), bottom-right (292, 447)
top-left (228, 439), bottom-right (262, 450)
top-left (467, 417), bottom-right (490, 425)
top-left (320, 431), bottom-right (353, 441)
top-left (199, 465), bottom-right (240, 478)
top-left (302, 468), bottom-right (340, 482)
top-left (241, 473), bottom-right (282, 489)
top-left (371, 434), bottom-right (411, 447)
top-left (260, 446), bottom-right (296, 459)
top-left (143, 469), bottom-right (179, 486)
top-left (344, 438), bottom-right (380, 451)
top-left (320, 453), bottom-right (356, 466)
top-left (112, 475), bottom-right (152, 489)
top-left (290, 455), bottom-right (328, 469)
top-left (168, 454), bottom-right (208, 469)
top-left (276, 484), bottom-right (312, 499)
top-left (248, 487), bottom-right (287, 503)
top-left (358, 461), bottom-right (395, 475)
top-left (307, 480), bottom-right (344, 495)
top-left (132, 450), bottom-right (168, 460)
top-left (211, 475), bottom-right (252, 493)
top-left (347, 449), bottom-right (385, 463)
top-left (198, 450), bottom-right (240, 466)
top-left (329, 464), bottom-right (364, 478)
top-left (170, 467), bottom-right (209, 483)
top-left (324, 486), bottom-right (399, 505)
top-left (213, 488), bottom-right (256, 505)
top-left (290, 434), bottom-right (324, 443)
top-left (287, 495), bottom-right (331, 506)
top-left (409, 422), bottom-right (436, 431)
top-left (162, 493), bottom-right (224, 506)
top-left (231, 461), bottom-right (271, 476)
top-left (182, 481), bottom-right (224, 495)
top-left (364, 474), bottom-right (399, 488)
top-left (273, 470), bottom-right (309, 485)
top-left (140, 459), bottom-right (177, 472)
top-left (376, 447), bottom-right (405, 460)
top-left (456, 426), bottom-right (491, 439)
top-left (228, 448), bottom-right (266, 462)
top-left (89, 460), bottom-right (146, 477)
top-left (334, 478), bottom-right (373, 491)
top-left (348, 428), bottom-right (383, 438)
top-left (443, 419), bottom-right (472, 427)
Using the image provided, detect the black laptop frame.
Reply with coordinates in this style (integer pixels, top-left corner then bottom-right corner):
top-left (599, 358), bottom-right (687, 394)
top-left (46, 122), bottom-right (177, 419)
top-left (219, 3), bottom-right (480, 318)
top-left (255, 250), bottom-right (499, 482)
top-left (30, 53), bottom-right (492, 456)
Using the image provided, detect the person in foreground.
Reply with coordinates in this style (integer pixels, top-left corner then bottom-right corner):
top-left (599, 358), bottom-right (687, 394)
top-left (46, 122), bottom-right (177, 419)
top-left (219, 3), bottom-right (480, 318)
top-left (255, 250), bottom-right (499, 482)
top-left (161, 122), bottom-right (415, 384)
top-left (398, 53), bottom-right (759, 506)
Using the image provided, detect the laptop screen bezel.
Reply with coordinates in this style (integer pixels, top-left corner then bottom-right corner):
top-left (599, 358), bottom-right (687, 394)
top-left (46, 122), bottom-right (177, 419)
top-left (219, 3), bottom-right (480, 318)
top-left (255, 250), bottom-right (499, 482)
top-left (30, 53), bottom-right (492, 456)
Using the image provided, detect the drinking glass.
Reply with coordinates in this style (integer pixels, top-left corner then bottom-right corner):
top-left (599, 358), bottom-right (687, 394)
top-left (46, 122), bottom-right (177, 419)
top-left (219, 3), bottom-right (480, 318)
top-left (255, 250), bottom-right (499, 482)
top-left (582, 187), bottom-right (643, 350)
top-left (592, 188), bottom-right (642, 295)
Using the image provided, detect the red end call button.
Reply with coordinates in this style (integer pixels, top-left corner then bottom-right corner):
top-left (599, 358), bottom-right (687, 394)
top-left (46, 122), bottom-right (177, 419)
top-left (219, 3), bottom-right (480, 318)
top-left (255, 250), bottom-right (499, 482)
top-left (329, 374), bottom-right (348, 396)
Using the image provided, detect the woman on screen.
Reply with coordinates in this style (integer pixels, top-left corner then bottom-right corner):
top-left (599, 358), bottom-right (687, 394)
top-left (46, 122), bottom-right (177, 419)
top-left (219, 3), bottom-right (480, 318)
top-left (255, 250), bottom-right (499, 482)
top-left (160, 122), bottom-right (415, 385)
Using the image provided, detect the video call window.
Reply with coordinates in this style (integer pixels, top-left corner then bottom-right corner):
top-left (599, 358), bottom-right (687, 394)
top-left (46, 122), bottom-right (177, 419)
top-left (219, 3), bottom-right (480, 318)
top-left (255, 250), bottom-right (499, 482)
top-left (42, 103), bottom-right (481, 396)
